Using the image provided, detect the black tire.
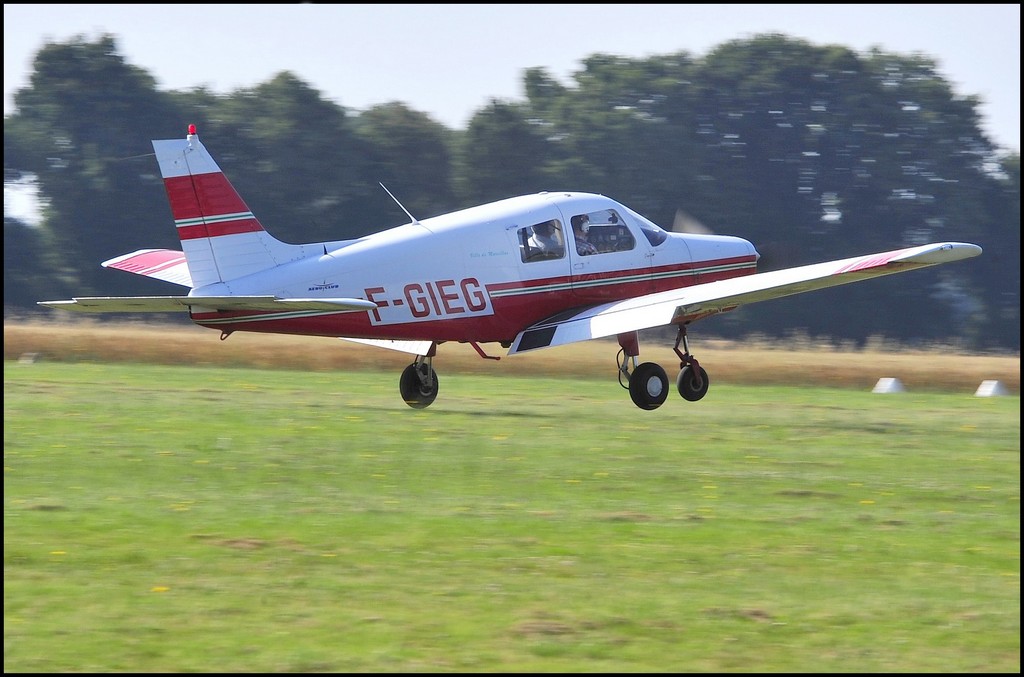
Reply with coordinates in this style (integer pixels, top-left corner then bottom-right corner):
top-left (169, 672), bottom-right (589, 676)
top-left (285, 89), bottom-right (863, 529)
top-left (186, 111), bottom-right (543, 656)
top-left (629, 362), bottom-right (669, 410)
top-left (677, 365), bottom-right (709, 402)
top-left (399, 363), bottom-right (439, 409)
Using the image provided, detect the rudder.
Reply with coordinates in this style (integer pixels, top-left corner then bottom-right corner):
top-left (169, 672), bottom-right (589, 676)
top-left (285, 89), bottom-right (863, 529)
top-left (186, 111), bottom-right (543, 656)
top-left (152, 125), bottom-right (300, 288)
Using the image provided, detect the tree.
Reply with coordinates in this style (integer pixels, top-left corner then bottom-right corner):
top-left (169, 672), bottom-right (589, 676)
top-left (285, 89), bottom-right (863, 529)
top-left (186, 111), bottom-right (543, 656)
top-left (4, 217), bottom-right (49, 309)
top-left (524, 54), bottom-right (704, 227)
top-left (353, 102), bottom-right (458, 221)
top-left (189, 72), bottom-right (375, 243)
top-left (6, 34), bottom-right (183, 299)
top-left (669, 35), bottom-right (1010, 344)
top-left (457, 100), bottom-right (552, 205)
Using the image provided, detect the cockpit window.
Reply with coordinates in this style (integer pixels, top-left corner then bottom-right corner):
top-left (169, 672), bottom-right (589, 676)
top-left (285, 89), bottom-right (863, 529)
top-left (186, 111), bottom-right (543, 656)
top-left (622, 206), bottom-right (669, 246)
top-left (519, 219), bottom-right (565, 262)
top-left (571, 209), bottom-right (636, 254)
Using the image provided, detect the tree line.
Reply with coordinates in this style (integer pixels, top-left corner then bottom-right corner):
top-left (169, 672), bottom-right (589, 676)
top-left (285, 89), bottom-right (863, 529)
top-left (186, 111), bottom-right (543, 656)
top-left (4, 34), bottom-right (1019, 350)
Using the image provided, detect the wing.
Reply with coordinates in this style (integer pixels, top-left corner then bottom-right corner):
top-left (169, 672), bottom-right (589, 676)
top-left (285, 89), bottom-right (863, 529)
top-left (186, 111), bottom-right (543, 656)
top-left (509, 241), bottom-right (982, 354)
top-left (37, 296), bottom-right (378, 313)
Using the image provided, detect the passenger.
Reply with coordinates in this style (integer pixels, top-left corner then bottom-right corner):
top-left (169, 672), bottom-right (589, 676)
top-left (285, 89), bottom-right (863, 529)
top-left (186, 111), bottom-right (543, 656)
top-left (528, 220), bottom-right (562, 257)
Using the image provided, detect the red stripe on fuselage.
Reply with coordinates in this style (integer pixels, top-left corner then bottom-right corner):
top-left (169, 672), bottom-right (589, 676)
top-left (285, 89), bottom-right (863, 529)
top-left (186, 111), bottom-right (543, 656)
top-left (190, 289), bottom-right (575, 344)
top-left (486, 276), bottom-right (571, 294)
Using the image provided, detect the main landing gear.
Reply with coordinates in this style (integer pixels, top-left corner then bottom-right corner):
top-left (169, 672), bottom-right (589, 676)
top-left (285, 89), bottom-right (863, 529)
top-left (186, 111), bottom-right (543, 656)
top-left (399, 353), bottom-right (439, 409)
top-left (399, 341), bottom-right (503, 409)
top-left (617, 326), bottom-right (709, 410)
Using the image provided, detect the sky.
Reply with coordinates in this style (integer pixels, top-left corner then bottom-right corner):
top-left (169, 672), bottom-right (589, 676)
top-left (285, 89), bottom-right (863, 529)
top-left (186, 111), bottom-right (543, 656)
top-left (3, 3), bottom-right (1021, 154)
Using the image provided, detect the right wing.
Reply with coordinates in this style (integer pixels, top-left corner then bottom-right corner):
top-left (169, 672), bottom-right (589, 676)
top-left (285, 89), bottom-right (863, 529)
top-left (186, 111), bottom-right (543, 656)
top-left (509, 241), bottom-right (982, 354)
top-left (38, 296), bottom-right (378, 313)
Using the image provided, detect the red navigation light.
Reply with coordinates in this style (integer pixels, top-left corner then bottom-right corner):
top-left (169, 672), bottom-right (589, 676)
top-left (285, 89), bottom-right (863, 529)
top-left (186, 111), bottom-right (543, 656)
top-left (188, 123), bottom-right (197, 135)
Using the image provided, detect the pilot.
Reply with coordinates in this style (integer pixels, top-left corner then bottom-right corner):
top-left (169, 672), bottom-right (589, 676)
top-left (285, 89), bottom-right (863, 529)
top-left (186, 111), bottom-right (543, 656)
top-left (572, 214), bottom-right (598, 256)
top-left (528, 220), bottom-right (562, 257)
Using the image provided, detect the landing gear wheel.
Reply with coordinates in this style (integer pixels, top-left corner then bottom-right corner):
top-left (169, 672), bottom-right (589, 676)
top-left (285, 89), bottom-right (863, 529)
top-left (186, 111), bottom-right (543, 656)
top-left (400, 362), bottom-right (439, 409)
top-left (677, 365), bottom-right (709, 402)
top-left (629, 362), bottom-right (669, 410)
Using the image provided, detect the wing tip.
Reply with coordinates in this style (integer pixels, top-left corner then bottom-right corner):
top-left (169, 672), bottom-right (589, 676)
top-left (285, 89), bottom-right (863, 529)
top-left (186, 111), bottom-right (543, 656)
top-left (904, 242), bottom-right (983, 264)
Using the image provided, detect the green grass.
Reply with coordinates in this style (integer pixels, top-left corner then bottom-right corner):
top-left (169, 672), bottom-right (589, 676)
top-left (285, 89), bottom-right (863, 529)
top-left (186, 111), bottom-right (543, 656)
top-left (4, 361), bottom-right (1020, 672)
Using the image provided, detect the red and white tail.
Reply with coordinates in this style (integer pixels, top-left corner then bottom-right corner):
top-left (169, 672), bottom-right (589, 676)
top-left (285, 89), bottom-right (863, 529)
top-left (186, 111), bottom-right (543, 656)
top-left (152, 124), bottom-right (299, 289)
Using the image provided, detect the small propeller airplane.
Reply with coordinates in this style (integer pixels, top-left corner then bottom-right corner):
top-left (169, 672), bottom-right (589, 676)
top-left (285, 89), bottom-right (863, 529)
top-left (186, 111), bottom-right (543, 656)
top-left (39, 124), bottom-right (982, 410)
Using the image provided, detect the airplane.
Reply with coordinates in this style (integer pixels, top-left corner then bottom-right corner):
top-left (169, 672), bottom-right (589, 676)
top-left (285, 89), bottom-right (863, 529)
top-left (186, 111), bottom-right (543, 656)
top-left (39, 124), bottom-right (983, 410)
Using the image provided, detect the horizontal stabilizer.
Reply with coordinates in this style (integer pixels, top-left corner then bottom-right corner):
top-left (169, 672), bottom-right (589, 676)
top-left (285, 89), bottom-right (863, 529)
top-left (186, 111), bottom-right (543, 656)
top-left (38, 296), bottom-right (378, 313)
top-left (509, 241), bottom-right (982, 354)
top-left (102, 249), bottom-right (192, 287)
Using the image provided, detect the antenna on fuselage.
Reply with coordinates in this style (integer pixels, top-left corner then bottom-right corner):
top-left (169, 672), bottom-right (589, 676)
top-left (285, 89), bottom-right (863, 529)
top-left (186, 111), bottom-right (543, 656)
top-left (379, 183), bottom-right (419, 225)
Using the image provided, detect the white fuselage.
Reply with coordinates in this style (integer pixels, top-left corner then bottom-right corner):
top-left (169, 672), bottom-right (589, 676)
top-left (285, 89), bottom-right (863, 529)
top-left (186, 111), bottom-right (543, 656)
top-left (189, 192), bottom-right (759, 344)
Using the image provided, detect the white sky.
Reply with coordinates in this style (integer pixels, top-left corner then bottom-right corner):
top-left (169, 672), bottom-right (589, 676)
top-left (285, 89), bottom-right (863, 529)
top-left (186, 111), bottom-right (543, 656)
top-left (3, 3), bottom-right (1021, 153)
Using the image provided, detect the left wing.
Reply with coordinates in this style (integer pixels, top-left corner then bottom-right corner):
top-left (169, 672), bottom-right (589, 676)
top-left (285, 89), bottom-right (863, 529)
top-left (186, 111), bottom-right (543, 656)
top-left (509, 241), bottom-right (982, 354)
top-left (38, 296), bottom-right (378, 313)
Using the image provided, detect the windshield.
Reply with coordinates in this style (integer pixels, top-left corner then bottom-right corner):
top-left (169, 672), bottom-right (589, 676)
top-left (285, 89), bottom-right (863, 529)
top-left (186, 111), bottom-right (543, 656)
top-left (623, 206), bottom-right (669, 246)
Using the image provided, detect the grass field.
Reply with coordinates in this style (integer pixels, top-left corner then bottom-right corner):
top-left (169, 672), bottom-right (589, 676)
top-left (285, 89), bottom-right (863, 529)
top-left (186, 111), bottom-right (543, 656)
top-left (4, 346), bottom-right (1020, 672)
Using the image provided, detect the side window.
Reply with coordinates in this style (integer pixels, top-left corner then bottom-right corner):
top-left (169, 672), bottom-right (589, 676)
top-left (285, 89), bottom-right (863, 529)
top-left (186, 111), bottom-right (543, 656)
top-left (519, 219), bottom-right (565, 262)
top-left (581, 209), bottom-right (636, 254)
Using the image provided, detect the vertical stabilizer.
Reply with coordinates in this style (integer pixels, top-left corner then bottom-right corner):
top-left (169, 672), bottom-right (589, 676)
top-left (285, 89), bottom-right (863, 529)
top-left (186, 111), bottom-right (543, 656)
top-left (152, 125), bottom-right (301, 288)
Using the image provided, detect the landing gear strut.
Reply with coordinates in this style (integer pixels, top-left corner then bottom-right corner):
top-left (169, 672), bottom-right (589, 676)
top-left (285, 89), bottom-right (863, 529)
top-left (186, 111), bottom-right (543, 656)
top-left (673, 325), bottom-right (709, 402)
top-left (399, 352), bottom-right (439, 409)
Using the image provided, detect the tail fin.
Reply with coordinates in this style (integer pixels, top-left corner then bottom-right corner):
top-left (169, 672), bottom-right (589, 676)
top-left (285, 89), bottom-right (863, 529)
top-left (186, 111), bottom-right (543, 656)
top-left (152, 124), bottom-right (309, 288)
